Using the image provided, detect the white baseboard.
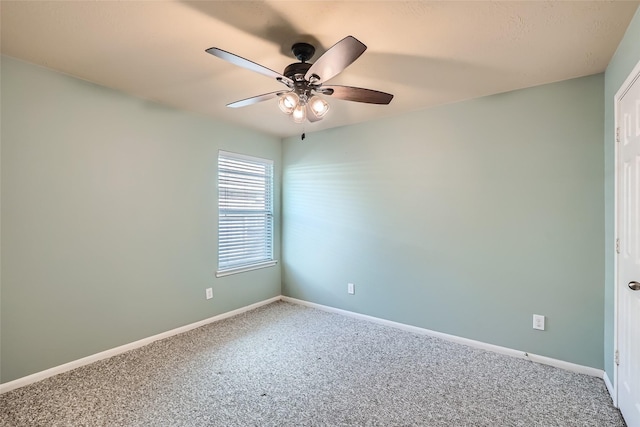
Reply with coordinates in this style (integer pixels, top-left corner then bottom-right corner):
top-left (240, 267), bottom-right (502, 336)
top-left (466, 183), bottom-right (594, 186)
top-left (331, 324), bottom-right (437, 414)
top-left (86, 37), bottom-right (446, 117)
top-left (1, 294), bottom-right (606, 395)
top-left (0, 296), bottom-right (281, 394)
top-left (281, 296), bottom-right (605, 378)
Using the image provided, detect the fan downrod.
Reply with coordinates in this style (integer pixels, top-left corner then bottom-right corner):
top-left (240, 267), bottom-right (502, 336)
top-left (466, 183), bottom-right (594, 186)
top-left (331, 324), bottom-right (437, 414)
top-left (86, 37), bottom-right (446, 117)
top-left (291, 42), bottom-right (315, 63)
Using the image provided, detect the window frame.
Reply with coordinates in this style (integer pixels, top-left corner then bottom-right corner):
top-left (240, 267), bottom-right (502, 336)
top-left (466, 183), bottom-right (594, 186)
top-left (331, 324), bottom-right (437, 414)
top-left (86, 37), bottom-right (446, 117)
top-left (216, 150), bottom-right (277, 277)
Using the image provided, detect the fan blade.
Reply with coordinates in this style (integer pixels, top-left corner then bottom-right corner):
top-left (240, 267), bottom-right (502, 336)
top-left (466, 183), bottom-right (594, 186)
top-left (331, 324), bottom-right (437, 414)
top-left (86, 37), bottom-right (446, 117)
top-left (322, 85), bottom-right (394, 104)
top-left (227, 91), bottom-right (285, 108)
top-left (306, 103), bottom-right (322, 122)
top-left (206, 47), bottom-right (293, 87)
top-left (304, 36), bottom-right (366, 84)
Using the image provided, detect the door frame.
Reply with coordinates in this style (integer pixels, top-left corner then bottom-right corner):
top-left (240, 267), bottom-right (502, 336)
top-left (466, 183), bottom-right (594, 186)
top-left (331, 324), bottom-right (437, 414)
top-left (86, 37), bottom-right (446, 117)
top-left (614, 57), bottom-right (640, 408)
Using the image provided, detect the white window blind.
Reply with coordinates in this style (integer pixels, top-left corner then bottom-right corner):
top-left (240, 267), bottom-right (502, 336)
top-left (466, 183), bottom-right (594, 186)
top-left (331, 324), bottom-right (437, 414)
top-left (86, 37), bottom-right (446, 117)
top-left (217, 151), bottom-right (275, 276)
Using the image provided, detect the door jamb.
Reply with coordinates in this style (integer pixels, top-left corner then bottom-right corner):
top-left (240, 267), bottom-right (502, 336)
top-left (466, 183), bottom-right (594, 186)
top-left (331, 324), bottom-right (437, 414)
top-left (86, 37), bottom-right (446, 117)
top-left (613, 58), bottom-right (640, 408)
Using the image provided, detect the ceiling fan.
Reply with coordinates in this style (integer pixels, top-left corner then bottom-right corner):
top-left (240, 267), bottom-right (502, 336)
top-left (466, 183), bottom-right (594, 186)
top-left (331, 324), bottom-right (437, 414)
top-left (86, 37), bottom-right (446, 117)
top-left (205, 36), bottom-right (393, 124)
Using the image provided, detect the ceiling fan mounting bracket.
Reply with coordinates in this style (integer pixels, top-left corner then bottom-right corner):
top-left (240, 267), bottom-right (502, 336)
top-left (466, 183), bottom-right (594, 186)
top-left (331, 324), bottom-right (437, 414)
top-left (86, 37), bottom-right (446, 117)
top-left (291, 42), bottom-right (315, 63)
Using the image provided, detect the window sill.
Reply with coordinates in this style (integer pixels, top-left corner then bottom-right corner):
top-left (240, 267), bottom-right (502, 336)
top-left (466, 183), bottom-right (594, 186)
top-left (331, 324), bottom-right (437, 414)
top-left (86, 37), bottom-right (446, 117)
top-left (216, 260), bottom-right (278, 278)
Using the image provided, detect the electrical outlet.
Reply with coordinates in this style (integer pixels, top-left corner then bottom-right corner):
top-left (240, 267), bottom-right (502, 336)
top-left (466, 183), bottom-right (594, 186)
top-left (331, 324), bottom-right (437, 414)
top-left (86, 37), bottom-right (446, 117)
top-left (347, 283), bottom-right (355, 295)
top-left (533, 314), bottom-right (545, 330)
top-left (206, 288), bottom-right (213, 300)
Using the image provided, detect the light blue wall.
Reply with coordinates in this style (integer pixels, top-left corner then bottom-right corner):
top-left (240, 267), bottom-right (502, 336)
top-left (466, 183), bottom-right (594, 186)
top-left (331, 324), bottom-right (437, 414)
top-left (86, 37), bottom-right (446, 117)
top-left (0, 56), bottom-right (282, 383)
top-left (282, 75), bottom-right (605, 368)
top-left (603, 6), bottom-right (640, 383)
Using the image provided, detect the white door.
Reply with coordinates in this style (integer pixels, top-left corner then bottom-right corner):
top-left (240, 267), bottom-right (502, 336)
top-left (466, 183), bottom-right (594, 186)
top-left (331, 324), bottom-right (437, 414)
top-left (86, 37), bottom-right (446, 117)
top-left (617, 60), bottom-right (640, 427)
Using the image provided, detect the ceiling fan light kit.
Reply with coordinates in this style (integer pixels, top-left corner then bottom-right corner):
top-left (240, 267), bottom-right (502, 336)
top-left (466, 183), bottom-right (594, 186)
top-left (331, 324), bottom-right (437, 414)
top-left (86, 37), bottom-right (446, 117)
top-left (277, 90), bottom-right (329, 122)
top-left (292, 103), bottom-right (307, 123)
top-left (206, 36), bottom-right (393, 125)
top-left (278, 92), bottom-right (329, 122)
top-left (278, 92), bottom-right (299, 114)
top-left (309, 95), bottom-right (330, 118)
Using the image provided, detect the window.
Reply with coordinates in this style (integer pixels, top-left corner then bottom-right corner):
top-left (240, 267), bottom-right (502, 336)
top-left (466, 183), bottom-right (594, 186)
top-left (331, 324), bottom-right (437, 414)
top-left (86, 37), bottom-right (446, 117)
top-left (216, 150), bottom-right (275, 277)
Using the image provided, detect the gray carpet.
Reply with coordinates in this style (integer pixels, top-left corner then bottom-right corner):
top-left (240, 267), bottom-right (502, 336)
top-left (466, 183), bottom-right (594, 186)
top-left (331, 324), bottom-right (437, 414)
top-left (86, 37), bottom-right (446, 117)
top-left (0, 301), bottom-right (625, 426)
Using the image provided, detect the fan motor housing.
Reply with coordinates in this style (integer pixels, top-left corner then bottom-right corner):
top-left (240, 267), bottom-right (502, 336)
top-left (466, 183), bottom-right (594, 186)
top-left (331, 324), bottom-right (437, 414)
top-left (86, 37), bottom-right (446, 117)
top-left (284, 62), bottom-right (312, 81)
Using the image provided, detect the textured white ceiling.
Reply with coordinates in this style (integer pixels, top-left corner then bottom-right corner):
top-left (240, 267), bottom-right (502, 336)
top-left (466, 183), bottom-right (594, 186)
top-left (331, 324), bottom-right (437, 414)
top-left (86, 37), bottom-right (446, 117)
top-left (1, 1), bottom-right (638, 137)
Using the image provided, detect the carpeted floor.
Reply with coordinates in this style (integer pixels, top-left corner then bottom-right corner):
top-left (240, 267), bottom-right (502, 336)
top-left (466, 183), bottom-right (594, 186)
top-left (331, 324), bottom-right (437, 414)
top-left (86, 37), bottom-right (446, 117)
top-left (0, 301), bottom-right (625, 426)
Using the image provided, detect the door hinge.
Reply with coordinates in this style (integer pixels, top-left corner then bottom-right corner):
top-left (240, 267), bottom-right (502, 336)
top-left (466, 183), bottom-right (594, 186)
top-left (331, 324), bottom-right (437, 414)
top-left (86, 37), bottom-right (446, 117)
top-left (615, 349), bottom-right (620, 366)
top-left (616, 238), bottom-right (620, 254)
top-left (616, 127), bottom-right (621, 143)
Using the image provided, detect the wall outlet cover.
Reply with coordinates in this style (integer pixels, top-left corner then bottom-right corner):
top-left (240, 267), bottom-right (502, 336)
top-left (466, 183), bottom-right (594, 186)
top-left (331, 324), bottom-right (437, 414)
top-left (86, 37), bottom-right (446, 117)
top-left (533, 314), bottom-right (545, 330)
top-left (206, 288), bottom-right (213, 300)
top-left (347, 283), bottom-right (355, 295)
